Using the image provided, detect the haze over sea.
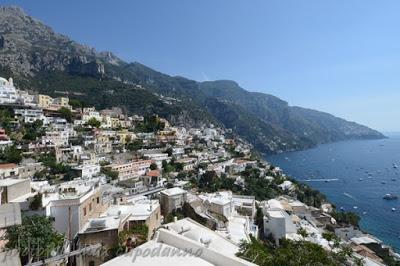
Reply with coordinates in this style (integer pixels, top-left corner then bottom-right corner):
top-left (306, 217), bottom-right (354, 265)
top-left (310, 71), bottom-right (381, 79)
top-left (268, 134), bottom-right (400, 251)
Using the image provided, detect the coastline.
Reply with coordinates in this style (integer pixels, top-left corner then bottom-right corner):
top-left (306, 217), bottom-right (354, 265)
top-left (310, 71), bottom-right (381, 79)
top-left (266, 137), bottom-right (400, 255)
top-left (259, 134), bottom-right (388, 157)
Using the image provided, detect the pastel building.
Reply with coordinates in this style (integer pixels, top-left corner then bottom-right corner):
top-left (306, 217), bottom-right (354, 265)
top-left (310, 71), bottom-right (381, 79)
top-left (105, 160), bottom-right (152, 181)
top-left (36, 94), bottom-right (53, 109)
top-left (14, 108), bottom-right (47, 124)
top-left (77, 198), bottom-right (161, 265)
top-left (36, 94), bottom-right (71, 110)
top-left (43, 181), bottom-right (108, 239)
top-left (0, 163), bottom-right (19, 179)
top-left (0, 129), bottom-right (12, 151)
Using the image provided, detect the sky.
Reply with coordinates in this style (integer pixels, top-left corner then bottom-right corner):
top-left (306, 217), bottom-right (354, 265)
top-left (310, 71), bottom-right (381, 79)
top-left (2, 0), bottom-right (400, 131)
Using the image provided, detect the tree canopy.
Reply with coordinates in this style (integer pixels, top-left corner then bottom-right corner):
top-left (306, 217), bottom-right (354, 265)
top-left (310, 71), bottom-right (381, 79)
top-left (5, 215), bottom-right (64, 264)
top-left (86, 117), bottom-right (101, 128)
top-left (237, 237), bottom-right (350, 266)
top-left (58, 107), bottom-right (73, 122)
top-left (0, 145), bottom-right (22, 164)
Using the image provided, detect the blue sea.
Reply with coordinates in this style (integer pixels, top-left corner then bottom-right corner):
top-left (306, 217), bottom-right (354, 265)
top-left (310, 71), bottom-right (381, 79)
top-left (267, 134), bottom-right (400, 252)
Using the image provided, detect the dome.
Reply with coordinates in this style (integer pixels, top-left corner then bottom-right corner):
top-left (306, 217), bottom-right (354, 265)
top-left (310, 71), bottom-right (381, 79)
top-left (0, 77), bottom-right (8, 85)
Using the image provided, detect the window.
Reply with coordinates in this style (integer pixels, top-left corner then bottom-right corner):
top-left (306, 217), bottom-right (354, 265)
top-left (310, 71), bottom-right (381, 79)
top-left (89, 203), bottom-right (92, 211)
top-left (83, 207), bottom-right (87, 216)
top-left (96, 197), bottom-right (100, 204)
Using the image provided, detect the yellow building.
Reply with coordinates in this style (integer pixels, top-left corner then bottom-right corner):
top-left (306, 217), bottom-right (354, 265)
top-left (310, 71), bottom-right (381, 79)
top-left (36, 94), bottom-right (71, 110)
top-left (53, 97), bottom-right (70, 108)
top-left (36, 94), bottom-right (53, 109)
top-left (117, 130), bottom-right (136, 144)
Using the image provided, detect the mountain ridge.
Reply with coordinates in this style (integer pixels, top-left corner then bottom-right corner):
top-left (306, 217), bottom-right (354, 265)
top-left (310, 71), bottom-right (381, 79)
top-left (0, 6), bottom-right (385, 154)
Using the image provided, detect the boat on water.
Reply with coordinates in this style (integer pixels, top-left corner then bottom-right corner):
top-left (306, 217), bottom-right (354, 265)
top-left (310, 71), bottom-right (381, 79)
top-left (383, 194), bottom-right (398, 200)
top-left (392, 178), bottom-right (397, 181)
top-left (381, 181), bottom-right (386, 184)
top-left (359, 178), bottom-right (363, 181)
top-left (353, 206), bottom-right (358, 209)
top-left (393, 163), bottom-right (398, 169)
top-left (392, 208), bottom-right (396, 212)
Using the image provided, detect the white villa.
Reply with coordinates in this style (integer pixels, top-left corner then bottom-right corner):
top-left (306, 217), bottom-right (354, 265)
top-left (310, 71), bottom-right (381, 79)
top-left (0, 77), bottom-right (18, 104)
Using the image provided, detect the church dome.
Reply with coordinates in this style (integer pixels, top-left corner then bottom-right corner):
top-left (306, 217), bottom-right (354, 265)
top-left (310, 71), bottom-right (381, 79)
top-left (0, 77), bottom-right (8, 85)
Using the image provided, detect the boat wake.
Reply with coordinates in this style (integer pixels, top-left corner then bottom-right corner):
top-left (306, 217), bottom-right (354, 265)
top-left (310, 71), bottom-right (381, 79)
top-left (344, 192), bottom-right (356, 201)
top-left (299, 178), bottom-right (339, 182)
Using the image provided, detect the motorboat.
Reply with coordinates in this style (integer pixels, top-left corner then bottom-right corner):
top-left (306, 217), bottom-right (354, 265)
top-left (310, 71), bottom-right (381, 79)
top-left (383, 194), bottom-right (398, 200)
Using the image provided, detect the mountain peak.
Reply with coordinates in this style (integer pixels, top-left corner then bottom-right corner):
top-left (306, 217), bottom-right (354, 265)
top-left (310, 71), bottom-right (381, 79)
top-left (0, 6), bottom-right (108, 77)
top-left (0, 6), bottom-right (26, 16)
top-left (0, 6), bottom-right (385, 154)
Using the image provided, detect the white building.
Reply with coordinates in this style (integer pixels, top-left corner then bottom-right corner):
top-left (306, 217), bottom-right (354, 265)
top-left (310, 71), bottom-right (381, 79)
top-left (82, 107), bottom-right (102, 123)
top-left (160, 187), bottom-right (187, 215)
top-left (18, 161), bottom-right (43, 179)
top-left (103, 218), bottom-right (256, 266)
top-left (0, 203), bottom-right (22, 264)
top-left (199, 192), bottom-right (234, 216)
top-left (142, 152), bottom-right (170, 169)
top-left (262, 199), bottom-right (297, 245)
top-left (278, 180), bottom-right (294, 191)
top-left (0, 77), bottom-right (18, 104)
top-left (200, 192), bottom-right (234, 218)
top-left (43, 181), bottom-right (106, 239)
top-left (72, 164), bottom-right (101, 179)
top-left (14, 108), bottom-right (47, 124)
top-left (17, 90), bottom-right (35, 106)
top-left (41, 130), bottom-right (69, 147)
top-left (0, 178), bottom-right (31, 204)
top-left (0, 163), bottom-right (19, 179)
top-left (0, 129), bottom-right (12, 151)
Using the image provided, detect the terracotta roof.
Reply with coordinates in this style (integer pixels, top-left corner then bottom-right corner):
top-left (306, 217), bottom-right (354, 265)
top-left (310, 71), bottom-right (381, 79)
top-left (0, 163), bottom-right (17, 169)
top-left (234, 159), bottom-right (248, 164)
top-left (146, 170), bottom-right (160, 177)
